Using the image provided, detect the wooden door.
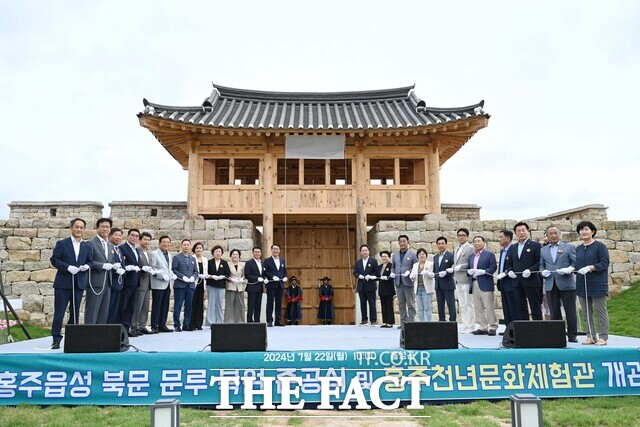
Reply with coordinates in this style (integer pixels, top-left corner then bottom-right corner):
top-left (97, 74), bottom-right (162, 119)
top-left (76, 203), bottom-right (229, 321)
top-left (274, 226), bottom-right (356, 325)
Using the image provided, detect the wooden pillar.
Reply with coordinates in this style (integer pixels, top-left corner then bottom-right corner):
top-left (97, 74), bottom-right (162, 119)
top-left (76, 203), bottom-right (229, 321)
top-left (187, 140), bottom-right (200, 216)
top-left (262, 139), bottom-right (274, 253)
top-left (428, 137), bottom-right (441, 213)
top-left (355, 141), bottom-right (368, 251)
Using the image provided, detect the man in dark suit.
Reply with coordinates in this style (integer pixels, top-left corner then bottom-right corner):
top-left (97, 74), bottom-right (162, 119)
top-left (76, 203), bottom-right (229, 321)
top-left (49, 218), bottom-right (93, 349)
top-left (433, 236), bottom-right (456, 322)
top-left (263, 244), bottom-right (288, 327)
top-left (117, 228), bottom-right (142, 335)
top-left (505, 221), bottom-right (543, 320)
top-left (171, 239), bottom-right (198, 331)
top-left (244, 246), bottom-right (266, 323)
top-left (495, 230), bottom-right (517, 330)
top-left (86, 218), bottom-right (116, 324)
top-left (353, 244), bottom-right (379, 326)
top-left (467, 236), bottom-right (498, 335)
top-left (107, 228), bottom-right (125, 324)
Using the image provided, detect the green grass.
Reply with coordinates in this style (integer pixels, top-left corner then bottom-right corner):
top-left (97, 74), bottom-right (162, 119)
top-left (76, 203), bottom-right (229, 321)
top-left (0, 320), bottom-right (50, 343)
top-left (608, 281), bottom-right (640, 338)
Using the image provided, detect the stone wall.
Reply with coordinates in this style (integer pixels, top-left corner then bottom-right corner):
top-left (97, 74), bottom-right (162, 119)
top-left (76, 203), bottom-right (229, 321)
top-left (441, 203), bottom-right (481, 220)
top-left (0, 217), bottom-right (259, 326)
top-left (367, 217), bottom-right (640, 319)
top-left (530, 204), bottom-right (609, 221)
top-left (108, 201), bottom-right (188, 220)
top-left (8, 201), bottom-right (104, 221)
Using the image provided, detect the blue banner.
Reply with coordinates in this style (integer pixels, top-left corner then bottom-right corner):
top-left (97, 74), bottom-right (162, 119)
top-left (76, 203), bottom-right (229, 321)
top-left (1, 348), bottom-right (639, 407)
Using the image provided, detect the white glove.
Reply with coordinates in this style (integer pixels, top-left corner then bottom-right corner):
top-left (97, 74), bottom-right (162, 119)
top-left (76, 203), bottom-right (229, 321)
top-left (67, 265), bottom-right (80, 275)
top-left (389, 272), bottom-right (396, 279)
top-left (198, 273), bottom-right (207, 279)
top-left (272, 276), bottom-right (279, 282)
top-left (116, 268), bottom-right (125, 276)
top-left (258, 277), bottom-right (265, 282)
top-left (102, 263), bottom-right (114, 271)
top-left (578, 266), bottom-right (591, 275)
top-left (445, 268), bottom-right (453, 274)
top-left (541, 270), bottom-right (551, 278)
top-left (438, 271), bottom-right (447, 278)
top-left (426, 271), bottom-right (435, 279)
top-left (558, 266), bottom-right (574, 275)
top-left (79, 264), bottom-right (90, 272)
top-left (409, 273), bottom-right (416, 281)
top-left (380, 275), bottom-right (387, 280)
top-left (475, 269), bottom-right (486, 276)
top-left (365, 275), bottom-right (371, 281)
top-left (358, 274), bottom-right (365, 280)
top-left (189, 276), bottom-right (196, 283)
top-left (496, 272), bottom-right (507, 280)
top-left (454, 264), bottom-right (462, 272)
top-left (508, 271), bottom-right (517, 279)
top-left (182, 276), bottom-right (190, 282)
top-left (170, 273), bottom-right (177, 281)
top-left (282, 277), bottom-right (288, 282)
top-left (112, 263), bottom-right (122, 270)
top-left (233, 278), bottom-right (241, 284)
top-left (522, 269), bottom-right (531, 278)
top-left (125, 265), bottom-right (135, 272)
top-left (468, 269), bottom-right (476, 276)
top-left (162, 274), bottom-right (169, 281)
top-left (149, 269), bottom-right (156, 276)
top-left (421, 269), bottom-right (429, 276)
top-left (402, 271), bottom-right (410, 277)
top-left (142, 266), bottom-right (153, 273)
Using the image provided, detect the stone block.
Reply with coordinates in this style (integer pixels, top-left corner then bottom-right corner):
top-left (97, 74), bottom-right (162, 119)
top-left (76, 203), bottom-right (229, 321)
top-left (228, 239), bottom-right (254, 251)
top-left (471, 220), bottom-right (484, 231)
top-left (617, 221), bottom-right (640, 230)
top-left (607, 230), bottom-right (621, 241)
top-left (439, 220), bottom-right (459, 231)
top-left (24, 261), bottom-right (52, 270)
top-left (6, 220), bottom-right (19, 228)
top-left (124, 218), bottom-right (143, 229)
top-left (613, 263), bottom-right (633, 273)
top-left (376, 231), bottom-right (400, 243)
top-left (37, 228), bottom-right (59, 238)
top-left (21, 294), bottom-right (43, 313)
top-left (6, 271), bottom-right (31, 282)
top-left (206, 240), bottom-right (228, 251)
top-left (11, 281), bottom-right (39, 296)
top-left (609, 250), bottom-right (629, 263)
top-left (205, 220), bottom-right (219, 230)
top-left (376, 221), bottom-right (406, 232)
top-left (43, 295), bottom-right (55, 314)
top-left (616, 241), bottom-right (633, 251)
top-left (159, 219), bottom-right (185, 230)
top-left (37, 282), bottom-right (55, 296)
top-left (424, 220), bottom-right (440, 231)
top-left (142, 218), bottom-right (160, 229)
top-left (2, 261), bottom-right (24, 271)
top-left (213, 228), bottom-right (225, 240)
top-left (31, 238), bottom-right (50, 250)
top-left (600, 221), bottom-right (616, 230)
top-left (31, 269), bottom-right (58, 282)
top-left (628, 252), bottom-right (640, 263)
top-left (405, 231), bottom-right (421, 243)
top-left (241, 229), bottom-right (253, 239)
top-left (217, 219), bottom-right (230, 229)
top-left (0, 229), bottom-right (14, 238)
top-left (29, 312), bottom-right (48, 327)
top-left (420, 231), bottom-right (442, 243)
top-left (600, 239), bottom-right (615, 250)
top-left (230, 220), bottom-right (253, 229)
top-left (32, 219), bottom-right (49, 228)
top-left (483, 220), bottom-right (505, 232)
top-left (406, 221), bottom-right (426, 231)
top-left (635, 242), bottom-right (640, 252)
top-left (14, 309), bottom-right (31, 322)
top-left (622, 230), bottom-right (640, 241)
top-left (0, 250), bottom-right (7, 261)
top-left (14, 228), bottom-right (37, 238)
top-left (40, 249), bottom-right (53, 262)
top-left (9, 250), bottom-right (40, 262)
top-left (193, 219), bottom-right (205, 230)
top-left (225, 228), bottom-right (241, 239)
top-left (6, 236), bottom-right (31, 250)
top-left (610, 272), bottom-right (629, 286)
top-left (190, 230), bottom-right (212, 241)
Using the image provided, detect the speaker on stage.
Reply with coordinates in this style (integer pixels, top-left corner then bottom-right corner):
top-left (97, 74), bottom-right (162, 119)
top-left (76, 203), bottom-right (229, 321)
top-left (211, 323), bottom-right (267, 352)
top-left (502, 320), bottom-right (566, 348)
top-left (400, 321), bottom-right (458, 350)
top-left (64, 324), bottom-right (129, 353)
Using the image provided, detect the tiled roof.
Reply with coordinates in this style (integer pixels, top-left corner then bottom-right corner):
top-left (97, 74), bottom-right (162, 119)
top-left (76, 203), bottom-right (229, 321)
top-left (140, 84), bottom-right (487, 131)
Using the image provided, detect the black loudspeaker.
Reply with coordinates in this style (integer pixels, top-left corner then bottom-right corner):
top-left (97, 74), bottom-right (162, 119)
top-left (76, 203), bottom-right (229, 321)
top-left (400, 321), bottom-right (458, 350)
top-left (64, 324), bottom-right (129, 353)
top-left (211, 323), bottom-right (267, 352)
top-left (502, 320), bottom-right (566, 348)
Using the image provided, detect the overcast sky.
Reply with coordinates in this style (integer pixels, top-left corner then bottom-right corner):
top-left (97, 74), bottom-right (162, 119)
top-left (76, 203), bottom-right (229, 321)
top-left (1, 1), bottom-right (638, 221)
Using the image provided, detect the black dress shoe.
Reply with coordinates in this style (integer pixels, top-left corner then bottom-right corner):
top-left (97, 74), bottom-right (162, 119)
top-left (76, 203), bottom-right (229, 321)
top-left (499, 332), bottom-right (505, 336)
top-left (139, 327), bottom-right (152, 335)
top-left (471, 329), bottom-right (488, 335)
top-left (151, 327), bottom-right (159, 334)
top-left (488, 329), bottom-right (497, 336)
top-left (158, 325), bottom-right (173, 333)
top-left (267, 322), bottom-right (273, 327)
top-left (274, 322), bottom-right (285, 327)
top-left (568, 337), bottom-right (578, 343)
top-left (197, 327), bottom-right (203, 330)
top-left (175, 326), bottom-right (182, 332)
top-left (51, 341), bottom-right (60, 350)
top-left (129, 329), bottom-right (141, 337)
top-left (183, 326), bottom-right (193, 331)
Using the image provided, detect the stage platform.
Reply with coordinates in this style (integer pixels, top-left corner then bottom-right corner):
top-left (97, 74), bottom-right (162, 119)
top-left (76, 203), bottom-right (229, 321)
top-left (1, 324), bottom-right (639, 407)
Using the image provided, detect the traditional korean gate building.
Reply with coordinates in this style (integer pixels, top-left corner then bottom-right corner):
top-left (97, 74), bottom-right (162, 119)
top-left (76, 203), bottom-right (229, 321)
top-left (138, 84), bottom-right (489, 324)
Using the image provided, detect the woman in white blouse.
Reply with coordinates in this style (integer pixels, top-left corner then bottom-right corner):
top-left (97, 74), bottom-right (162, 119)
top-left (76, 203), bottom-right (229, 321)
top-left (410, 248), bottom-right (435, 322)
top-left (224, 249), bottom-right (246, 323)
top-left (189, 242), bottom-right (208, 330)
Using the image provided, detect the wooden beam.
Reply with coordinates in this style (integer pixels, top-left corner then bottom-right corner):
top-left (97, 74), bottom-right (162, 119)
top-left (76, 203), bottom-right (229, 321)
top-left (262, 139), bottom-right (274, 253)
top-left (428, 136), bottom-right (441, 213)
top-left (355, 140), bottom-right (367, 251)
top-left (187, 140), bottom-right (200, 216)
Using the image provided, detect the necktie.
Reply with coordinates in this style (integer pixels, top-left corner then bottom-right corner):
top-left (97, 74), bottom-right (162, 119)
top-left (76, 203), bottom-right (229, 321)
top-left (102, 240), bottom-right (108, 258)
